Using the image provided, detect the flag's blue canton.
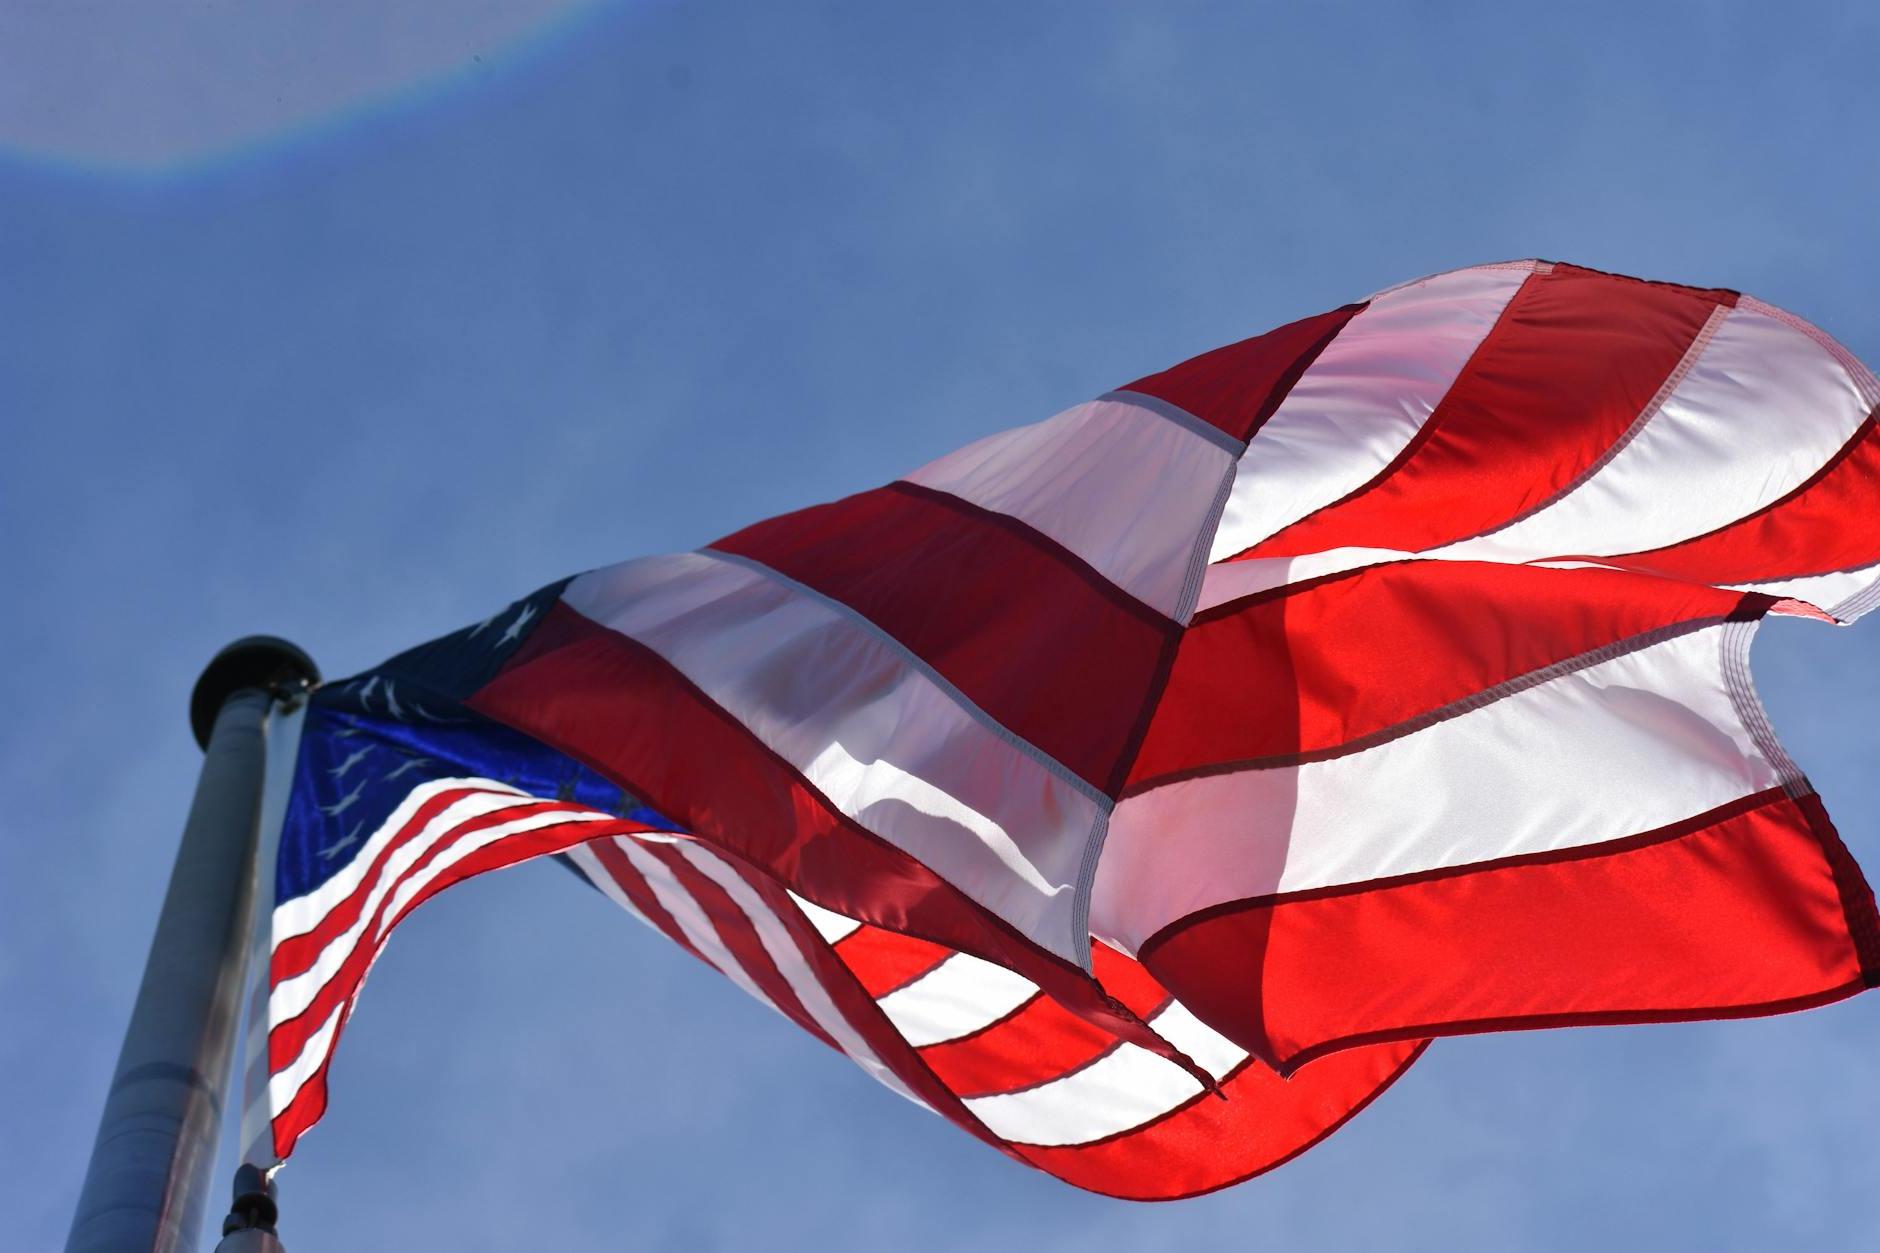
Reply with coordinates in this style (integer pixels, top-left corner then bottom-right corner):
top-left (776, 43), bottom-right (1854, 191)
top-left (276, 580), bottom-right (674, 906)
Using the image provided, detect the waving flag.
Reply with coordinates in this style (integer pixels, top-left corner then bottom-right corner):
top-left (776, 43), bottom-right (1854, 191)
top-left (249, 259), bottom-right (1880, 1197)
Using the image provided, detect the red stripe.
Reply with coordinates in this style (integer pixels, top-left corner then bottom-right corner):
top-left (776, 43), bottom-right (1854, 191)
top-left (271, 799), bottom-right (593, 1062)
top-left (825, 903), bottom-right (1431, 1200)
top-left (270, 785), bottom-right (512, 981)
top-left (718, 857), bottom-right (1013, 1154)
top-left (1120, 303), bottom-right (1367, 442)
top-left (1610, 412), bottom-right (1880, 592)
top-left (914, 993), bottom-right (1096, 1096)
top-left (465, 600), bottom-right (1192, 1070)
top-left (1089, 941), bottom-right (1167, 1009)
top-left (643, 841), bottom-right (839, 1051)
top-left (269, 813), bottom-right (653, 1158)
top-left (1011, 1040), bottom-right (1425, 1201)
top-left (273, 1056), bottom-right (330, 1161)
top-left (834, 926), bottom-right (953, 998)
top-left (560, 831), bottom-right (1436, 1201)
top-left (269, 810), bottom-right (641, 1068)
top-left (1127, 563), bottom-right (1754, 790)
top-left (710, 481), bottom-right (1173, 790)
top-left (1137, 789), bottom-right (1878, 1070)
top-left (1236, 265), bottom-right (1732, 561)
top-left (915, 944), bottom-right (1167, 1098)
top-left (582, 836), bottom-right (706, 964)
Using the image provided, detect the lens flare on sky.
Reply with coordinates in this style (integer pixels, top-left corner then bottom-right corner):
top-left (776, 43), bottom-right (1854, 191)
top-left (0, 1), bottom-right (616, 171)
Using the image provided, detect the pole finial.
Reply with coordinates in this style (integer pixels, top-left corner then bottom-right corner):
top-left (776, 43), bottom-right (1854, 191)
top-left (190, 636), bottom-right (320, 750)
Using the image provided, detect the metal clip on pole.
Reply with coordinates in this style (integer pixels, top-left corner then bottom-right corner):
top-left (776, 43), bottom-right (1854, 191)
top-left (213, 1163), bottom-right (285, 1253)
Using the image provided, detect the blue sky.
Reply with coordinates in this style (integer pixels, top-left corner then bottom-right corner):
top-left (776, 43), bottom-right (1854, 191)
top-left (5, 2), bottom-right (1879, 1248)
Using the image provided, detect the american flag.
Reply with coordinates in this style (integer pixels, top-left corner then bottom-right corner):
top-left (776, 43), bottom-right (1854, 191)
top-left (247, 259), bottom-right (1880, 1198)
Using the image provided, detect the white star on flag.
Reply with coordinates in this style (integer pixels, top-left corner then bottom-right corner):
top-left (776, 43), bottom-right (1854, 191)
top-left (498, 602), bottom-right (537, 646)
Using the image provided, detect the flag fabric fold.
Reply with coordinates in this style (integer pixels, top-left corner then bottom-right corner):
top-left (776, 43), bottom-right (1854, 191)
top-left (249, 692), bottom-right (1423, 1197)
top-left (252, 259), bottom-right (1880, 1196)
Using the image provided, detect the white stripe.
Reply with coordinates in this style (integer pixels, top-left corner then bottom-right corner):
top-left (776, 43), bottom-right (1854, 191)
top-left (272, 787), bottom-right (536, 1013)
top-left (962, 1001), bottom-right (1246, 1146)
top-left (1740, 294), bottom-right (1880, 410)
top-left (1199, 542), bottom-right (1880, 625)
top-left (269, 802), bottom-right (610, 1024)
top-left (564, 553), bottom-right (1097, 962)
top-left (1197, 297), bottom-right (1877, 615)
top-left (787, 890), bottom-right (864, 945)
top-left (902, 396), bottom-right (1236, 617)
top-left (1093, 622), bottom-right (1783, 951)
top-left (612, 837), bottom-right (794, 1022)
top-left (1361, 257), bottom-right (1541, 302)
top-left (272, 776), bottom-right (529, 942)
top-left (802, 739), bottom-right (1057, 898)
top-left (1196, 545), bottom-right (1414, 613)
top-left (1208, 264), bottom-right (1531, 562)
top-left (572, 837), bottom-right (925, 1107)
top-left (565, 841), bottom-right (664, 933)
top-left (674, 842), bottom-right (929, 1109)
top-left (266, 1000), bottom-right (343, 1121)
top-left (701, 548), bottom-right (1105, 809)
top-left (373, 808), bottom-right (611, 941)
top-left (874, 952), bottom-right (1039, 1048)
top-left (1433, 302), bottom-right (1872, 561)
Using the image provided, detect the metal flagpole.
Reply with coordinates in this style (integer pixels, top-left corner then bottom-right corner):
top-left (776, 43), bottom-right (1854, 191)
top-left (67, 637), bottom-right (318, 1253)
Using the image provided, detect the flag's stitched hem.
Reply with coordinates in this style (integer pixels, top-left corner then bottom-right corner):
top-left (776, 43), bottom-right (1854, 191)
top-left (1718, 613), bottom-right (1809, 797)
top-left (1829, 565), bottom-right (1880, 623)
top-left (1730, 556), bottom-right (1880, 621)
top-left (1740, 294), bottom-right (1880, 410)
top-left (1538, 258), bottom-right (1737, 303)
top-left (1363, 256), bottom-right (1542, 302)
top-left (1172, 457), bottom-right (1240, 628)
top-left (1069, 808), bottom-right (1108, 971)
top-left (1798, 793), bottom-right (1880, 985)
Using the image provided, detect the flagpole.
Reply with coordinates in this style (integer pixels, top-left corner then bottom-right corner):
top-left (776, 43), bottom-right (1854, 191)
top-left (67, 637), bottom-right (318, 1253)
